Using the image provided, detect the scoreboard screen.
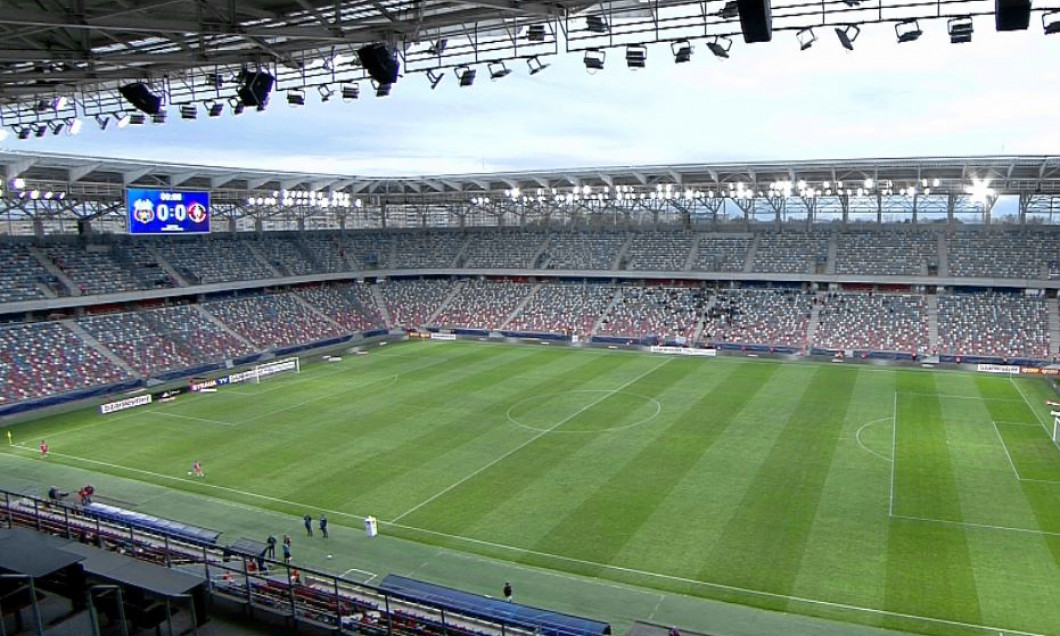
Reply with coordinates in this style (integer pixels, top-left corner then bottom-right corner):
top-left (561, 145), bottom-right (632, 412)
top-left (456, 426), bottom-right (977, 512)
top-left (127, 188), bottom-right (211, 235)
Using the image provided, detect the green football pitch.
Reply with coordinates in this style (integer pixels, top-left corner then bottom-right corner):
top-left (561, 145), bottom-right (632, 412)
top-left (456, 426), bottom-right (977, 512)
top-left (3, 340), bottom-right (1060, 636)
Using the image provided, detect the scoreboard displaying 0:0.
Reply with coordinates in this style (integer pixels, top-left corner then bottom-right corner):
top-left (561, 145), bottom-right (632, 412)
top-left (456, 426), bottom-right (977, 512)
top-left (127, 188), bottom-right (211, 235)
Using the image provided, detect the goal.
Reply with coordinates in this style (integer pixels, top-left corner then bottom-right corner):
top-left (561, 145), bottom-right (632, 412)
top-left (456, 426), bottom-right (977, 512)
top-left (1052, 411), bottom-right (1060, 450)
top-left (251, 357), bottom-right (301, 383)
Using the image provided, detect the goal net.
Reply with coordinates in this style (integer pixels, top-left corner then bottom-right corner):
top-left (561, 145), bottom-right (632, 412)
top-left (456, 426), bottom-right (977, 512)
top-left (251, 357), bottom-right (301, 383)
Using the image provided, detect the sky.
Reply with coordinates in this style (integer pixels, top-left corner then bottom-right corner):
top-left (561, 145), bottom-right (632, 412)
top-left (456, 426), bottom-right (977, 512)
top-left (2, 18), bottom-right (1059, 176)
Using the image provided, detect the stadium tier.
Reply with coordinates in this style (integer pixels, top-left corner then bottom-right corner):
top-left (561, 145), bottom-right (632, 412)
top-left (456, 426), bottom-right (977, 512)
top-left (0, 227), bottom-right (1058, 406)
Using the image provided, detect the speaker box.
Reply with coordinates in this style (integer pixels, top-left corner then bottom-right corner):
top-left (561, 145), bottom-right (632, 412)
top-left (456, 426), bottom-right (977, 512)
top-left (358, 44), bottom-right (400, 85)
top-left (237, 72), bottom-right (274, 108)
top-left (737, 0), bottom-right (773, 42)
top-left (995, 0), bottom-right (1031, 30)
top-left (118, 83), bottom-right (162, 115)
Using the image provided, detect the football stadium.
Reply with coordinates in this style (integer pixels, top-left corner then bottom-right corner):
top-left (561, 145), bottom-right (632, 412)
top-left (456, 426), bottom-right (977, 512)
top-left (2, 2), bottom-right (1060, 636)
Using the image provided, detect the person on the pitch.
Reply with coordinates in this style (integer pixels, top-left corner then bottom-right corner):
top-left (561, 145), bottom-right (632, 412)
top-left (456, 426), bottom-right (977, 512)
top-left (319, 514), bottom-right (328, 538)
top-left (266, 534), bottom-right (277, 558)
top-left (39, 439), bottom-right (49, 458)
top-left (192, 460), bottom-right (204, 477)
top-left (303, 514), bottom-right (313, 536)
top-left (503, 582), bottom-right (512, 602)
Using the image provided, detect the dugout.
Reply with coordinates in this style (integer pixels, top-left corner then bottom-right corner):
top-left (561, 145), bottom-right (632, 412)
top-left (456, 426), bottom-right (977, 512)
top-left (0, 528), bottom-right (88, 633)
top-left (378, 575), bottom-right (611, 636)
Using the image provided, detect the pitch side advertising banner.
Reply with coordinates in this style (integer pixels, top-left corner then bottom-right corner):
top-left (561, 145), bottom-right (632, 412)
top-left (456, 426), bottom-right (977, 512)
top-left (100, 394), bottom-right (152, 414)
top-left (649, 346), bottom-right (717, 357)
top-left (976, 363), bottom-right (1021, 374)
top-left (127, 188), bottom-right (211, 234)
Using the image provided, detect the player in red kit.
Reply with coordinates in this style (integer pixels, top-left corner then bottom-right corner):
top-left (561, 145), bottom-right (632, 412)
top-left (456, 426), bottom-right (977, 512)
top-left (192, 460), bottom-right (204, 477)
top-left (39, 440), bottom-right (49, 458)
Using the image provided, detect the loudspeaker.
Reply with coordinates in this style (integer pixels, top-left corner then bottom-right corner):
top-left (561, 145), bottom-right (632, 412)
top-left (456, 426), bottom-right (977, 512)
top-left (357, 44), bottom-right (400, 86)
top-left (118, 83), bottom-right (162, 115)
top-left (237, 72), bottom-right (274, 108)
top-left (737, 0), bottom-right (773, 42)
top-left (995, 0), bottom-right (1031, 30)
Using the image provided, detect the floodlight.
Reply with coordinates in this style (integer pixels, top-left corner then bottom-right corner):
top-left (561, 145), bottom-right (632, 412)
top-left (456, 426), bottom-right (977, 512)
top-left (586, 15), bottom-right (609, 33)
top-left (717, 1), bottom-right (739, 18)
top-left (341, 84), bottom-right (360, 100)
top-left (427, 69), bottom-right (444, 89)
top-left (207, 102), bottom-right (224, 117)
top-left (707, 35), bottom-right (733, 58)
top-left (526, 24), bottom-right (547, 41)
top-left (1045, 10), bottom-right (1060, 33)
top-left (205, 72), bottom-right (224, 87)
top-left (16, 126), bottom-right (30, 140)
top-left (318, 85), bottom-right (334, 102)
top-left (68, 118), bottom-right (82, 135)
top-left (895, 19), bottom-right (922, 42)
top-left (835, 24), bottom-right (860, 50)
top-left (625, 45), bottom-right (647, 69)
top-left (228, 98), bottom-right (245, 116)
top-left (287, 89), bottom-right (306, 106)
top-left (671, 40), bottom-right (693, 63)
top-left (151, 110), bottom-right (166, 124)
top-left (115, 112), bottom-right (132, 128)
top-left (180, 104), bottom-right (198, 119)
top-left (95, 114), bottom-right (110, 130)
top-left (489, 61), bottom-right (511, 80)
top-left (949, 16), bottom-right (974, 43)
top-left (48, 121), bottom-right (64, 135)
top-left (455, 66), bottom-right (477, 87)
top-left (527, 56), bottom-right (550, 75)
top-left (797, 27), bottom-right (816, 50)
top-left (34, 124), bottom-right (47, 138)
top-left (372, 80), bottom-right (392, 97)
top-left (583, 49), bottom-right (605, 73)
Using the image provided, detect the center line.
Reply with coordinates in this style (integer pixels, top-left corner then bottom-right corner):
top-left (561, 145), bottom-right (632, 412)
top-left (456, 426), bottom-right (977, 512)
top-left (389, 358), bottom-right (673, 523)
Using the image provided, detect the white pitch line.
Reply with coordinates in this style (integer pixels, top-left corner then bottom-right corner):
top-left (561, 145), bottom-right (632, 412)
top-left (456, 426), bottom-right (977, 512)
top-left (991, 421), bottom-right (1023, 480)
top-left (339, 567), bottom-right (379, 581)
top-left (898, 392), bottom-right (1025, 402)
top-left (1009, 376), bottom-right (1053, 438)
top-left (890, 512), bottom-right (1060, 538)
top-left (389, 357), bottom-right (673, 523)
top-left (853, 417), bottom-right (892, 464)
top-left (381, 520), bottom-right (1051, 636)
top-left (148, 411), bottom-right (234, 427)
top-left (889, 391), bottom-right (897, 517)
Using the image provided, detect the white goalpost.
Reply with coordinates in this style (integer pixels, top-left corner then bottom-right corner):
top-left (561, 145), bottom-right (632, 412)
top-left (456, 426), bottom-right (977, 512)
top-left (1051, 411), bottom-right (1060, 450)
top-left (251, 357), bottom-right (300, 383)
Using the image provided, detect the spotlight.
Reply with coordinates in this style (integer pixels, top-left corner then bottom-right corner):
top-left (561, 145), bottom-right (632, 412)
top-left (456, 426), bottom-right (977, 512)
top-left (341, 83), bottom-right (360, 100)
top-left (372, 80), bottom-right (392, 97)
top-left (34, 125), bottom-right (47, 138)
top-left (68, 118), bottom-right (82, 135)
top-left (948, 16), bottom-right (974, 43)
top-left (427, 69), bottom-right (444, 89)
top-left (797, 27), bottom-right (816, 50)
top-left (488, 61), bottom-right (511, 80)
top-left (717, 0), bottom-right (739, 18)
top-left (120, 112), bottom-right (138, 127)
top-left (95, 114), bottom-right (110, 130)
top-left (707, 35), bottom-right (733, 58)
top-left (180, 104), bottom-right (198, 119)
top-left (583, 49), bottom-right (605, 73)
top-left (527, 56), bottom-right (550, 75)
top-left (318, 85), bottom-right (334, 102)
top-left (526, 24), bottom-right (547, 41)
top-left (1045, 10), bottom-right (1060, 34)
top-left (151, 110), bottom-right (167, 124)
top-left (16, 126), bottom-right (30, 140)
top-left (835, 24), bottom-right (860, 50)
top-left (207, 102), bottom-right (224, 117)
top-left (286, 89), bottom-right (305, 106)
top-left (586, 15), bottom-right (609, 33)
top-left (228, 98), bottom-right (245, 116)
top-left (895, 19), bottom-right (923, 42)
top-left (671, 40), bottom-right (692, 63)
top-left (0, 128), bottom-right (8, 142)
top-left (48, 121), bottom-right (64, 136)
top-left (456, 66), bottom-right (476, 87)
top-left (625, 45), bottom-right (647, 69)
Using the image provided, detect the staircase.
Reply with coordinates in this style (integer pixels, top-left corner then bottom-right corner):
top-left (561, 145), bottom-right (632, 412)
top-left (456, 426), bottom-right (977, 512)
top-left (612, 234), bottom-right (635, 270)
top-left (1048, 298), bottom-right (1060, 358)
top-left (926, 294), bottom-right (940, 353)
top-left (291, 292), bottom-right (345, 332)
top-left (147, 244), bottom-right (190, 286)
top-left (427, 280), bottom-right (466, 325)
top-left (590, 288), bottom-right (624, 336)
top-left (500, 283), bottom-right (540, 329)
top-left (742, 235), bottom-right (760, 273)
top-left (368, 285), bottom-right (393, 327)
top-left (937, 234), bottom-right (949, 277)
top-left (194, 304), bottom-right (256, 349)
top-left (62, 319), bottom-right (138, 377)
top-left (451, 235), bottom-right (473, 268)
top-left (692, 294), bottom-right (716, 344)
top-left (683, 234), bottom-right (702, 271)
top-left (825, 234), bottom-right (838, 275)
top-left (805, 294), bottom-right (824, 348)
top-left (530, 234), bottom-right (553, 269)
top-left (245, 241), bottom-right (283, 277)
top-left (28, 245), bottom-right (76, 295)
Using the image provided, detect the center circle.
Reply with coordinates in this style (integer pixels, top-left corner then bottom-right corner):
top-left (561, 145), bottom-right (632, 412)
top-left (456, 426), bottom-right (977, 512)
top-left (506, 390), bottom-right (662, 433)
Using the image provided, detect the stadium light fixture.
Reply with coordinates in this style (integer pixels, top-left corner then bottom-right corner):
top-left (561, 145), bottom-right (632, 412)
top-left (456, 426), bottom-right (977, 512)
top-left (1045, 11), bottom-right (1060, 33)
top-left (372, 80), bottom-right (392, 97)
top-left (526, 24), bottom-right (547, 41)
top-left (717, 1), bottom-right (739, 18)
top-left (586, 15), bottom-right (609, 33)
top-left (797, 28), bottom-right (816, 50)
top-left (286, 89), bottom-right (306, 107)
top-left (179, 104), bottom-right (198, 120)
top-left (895, 19), bottom-right (923, 42)
top-left (427, 38), bottom-right (448, 55)
top-left (151, 110), bottom-right (166, 124)
top-left (835, 24), bottom-right (860, 50)
top-left (456, 66), bottom-right (477, 87)
top-left (427, 69), bottom-right (444, 90)
top-left (16, 126), bottom-right (30, 140)
top-left (207, 102), bottom-right (224, 117)
top-left (0, 128), bottom-right (7, 142)
top-left (583, 49), bottom-right (605, 73)
top-left (341, 84), bottom-right (360, 100)
top-left (34, 124), bottom-right (47, 138)
top-left (671, 40), bottom-right (693, 63)
top-left (966, 178), bottom-right (995, 203)
top-left (625, 45), bottom-right (647, 69)
top-left (707, 36), bottom-right (733, 58)
top-left (95, 114), bottom-right (109, 130)
top-left (228, 98), bottom-right (245, 116)
top-left (48, 121), bottom-right (64, 136)
top-left (68, 118), bottom-right (82, 136)
top-left (948, 17), bottom-right (974, 43)
top-left (489, 61), bottom-right (512, 80)
top-left (318, 85), bottom-right (334, 102)
top-left (527, 56), bottom-right (550, 75)
top-left (114, 112), bottom-right (132, 128)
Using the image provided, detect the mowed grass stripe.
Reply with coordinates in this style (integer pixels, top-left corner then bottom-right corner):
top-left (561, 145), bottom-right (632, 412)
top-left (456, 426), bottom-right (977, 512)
top-left (696, 366), bottom-right (857, 602)
top-left (883, 370), bottom-right (980, 632)
top-left (396, 355), bottom-right (680, 534)
top-left (523, 361), bottom-right (780, 571)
